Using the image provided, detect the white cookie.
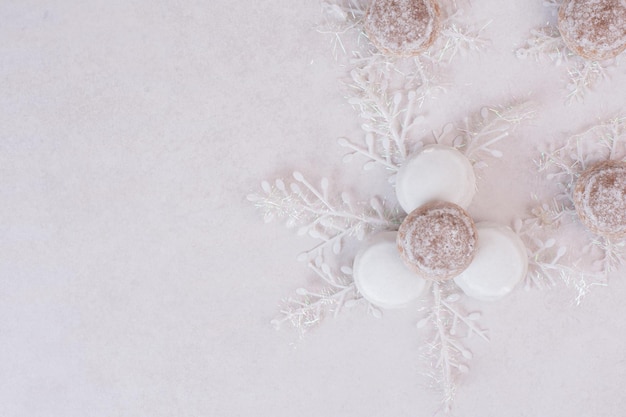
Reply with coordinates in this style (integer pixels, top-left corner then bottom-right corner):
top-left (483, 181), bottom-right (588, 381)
top-left (353, 232), bottom-right (429, 309)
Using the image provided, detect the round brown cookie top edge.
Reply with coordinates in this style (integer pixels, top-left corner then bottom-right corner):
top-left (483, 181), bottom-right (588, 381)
top-left (558, 0), bottom-right (626, 61)
top-left (396, 201), bottom-right (478, 281)
top-left (364, 0), bottom-right (441, 57)
top-left (574, 159), bottom-right (626, 238)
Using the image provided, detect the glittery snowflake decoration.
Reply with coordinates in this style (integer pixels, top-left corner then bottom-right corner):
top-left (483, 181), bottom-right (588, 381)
top-left (516, 0), bottom-right (618, 103)
top-left (249, 101), bottom-right (539, 412)
top-left (534, 116), bottom-right (626, 301)
top-left (318, 0), bottom-right (490, 124)
top-left (248, 2), bottom-right (547, 413)
top-left (340, 93), bottom-right (536, 180)
top-left (513, 205), bottom-right (588, 303)
top-left (247, 173), bottom-right (399, 335)
top-left (413, 281), bottom-right (489, 412)
top-left (319, 0), bottom-right (489, 62)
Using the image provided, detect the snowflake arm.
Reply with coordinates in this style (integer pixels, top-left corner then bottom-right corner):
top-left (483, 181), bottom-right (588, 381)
top-left (318, 0), bottom-right (369, 59)
top-left (516, 2), bottom-right (617, 103)
top-left (270, 262), bottom-right (365, 336)
top-left (322, 1), bottom-right (490, 175)
top-left (529, 116), bottom-right (626, 300)
top-left (458, 102), bottom-right (536, 166)
top-left (341, 56), bottom-right (436, 171)
top-left (539, 117), bottom-right (626, 203)
top-left (417, 282), bottom-right (488, 413)
top-left (565, 60), bottom-right (607, 104)
top-left (588, 236), bottom-right (626, 279)
top-left (513, 210), bottom-right (591, 295)
top-left (429, 13), bottom-right (490, 63)
top-left (516, 26), bottom-right (570, 64)
top-left (248, 172), bottom-right (400, 261)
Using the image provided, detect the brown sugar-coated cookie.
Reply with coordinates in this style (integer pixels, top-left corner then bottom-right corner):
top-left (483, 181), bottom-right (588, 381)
top-left (364, 0), bottom-right (441, 57)
top-left (558, 0), bottom-right (626, 61)
top-left (397, 201), bottom-right (478, 281)
top-left (573, 160), bottom-right (626, 238)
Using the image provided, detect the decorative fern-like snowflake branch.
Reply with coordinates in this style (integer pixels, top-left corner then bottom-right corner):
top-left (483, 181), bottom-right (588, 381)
top-left (516, 26), bottom-right (570, 64)
top-left (585, 236), bottom-right (626, 284)
top-left (569, 116), bottom-right (626, 160)
top-left (532, 117), bottom-right (626, 300)
top-left (247, 172), bottom-right (400, 262)
top-left (516, 1), bottom-right (617, 103)
top-left (320, 0), bottom-right (490, 180)
top-left (530, 196), bottom-right (575, 228)
top-left (417, 282), bottom-right (488, 413)
top-left (429, 11), bottom-right (490, 63)
top-left (514, 216), bottom-right (570, 289)
top-left (341, 99), bottom-right (535, 182)
top-left (452, 102), bottom-right (536, 167)
top-left (565, 60), bottom-right (608, 103)
top-left (319, 0), bottom-right (489, 64)
top-left (318, 0), bottom-right (369, 59)
top-left (340, 56), bottom-right (434, 172)
top-left (270, 262), bottom-right (368, 337)
top-left (539, 116), bottom-right (626, 205)
top-left (513, 214), bottom-right (597, 304)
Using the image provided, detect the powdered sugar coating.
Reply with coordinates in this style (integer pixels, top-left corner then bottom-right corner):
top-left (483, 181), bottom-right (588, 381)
top-left (558, 0), bottom-right (626, 60)
top-left (364, 0), bottom-right (441, 57)
top-left (574, 160), bottom-right (626, 237)
top-left (397, 201), bottom-right (477, 281)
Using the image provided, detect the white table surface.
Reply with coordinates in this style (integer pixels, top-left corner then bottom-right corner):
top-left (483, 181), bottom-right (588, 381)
top-left (2, 1), bottom-right (626, 416)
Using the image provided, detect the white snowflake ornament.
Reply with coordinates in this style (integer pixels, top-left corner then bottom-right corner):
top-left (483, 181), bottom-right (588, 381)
top-left (247, 3), bottom-right (554, 413)
top-left (517, 0), bottom-right (625, 103)
top-left (535, 116), bottom-right (626, 301)
top-left (249, 102), bottom-right (546, 412)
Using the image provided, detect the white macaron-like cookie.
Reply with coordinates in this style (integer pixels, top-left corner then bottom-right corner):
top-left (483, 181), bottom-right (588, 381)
top-left (454, 222), bottom-right (528, 302)
top-left (353, 231), bottom-right (429, 309)
top-left (395, 145), bottom-right (476, 214)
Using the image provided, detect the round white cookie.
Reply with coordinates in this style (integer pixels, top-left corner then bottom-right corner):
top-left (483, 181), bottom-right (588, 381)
top-left (454, 222), bottom-right (528, 302)
top-left (395, 145), bottom-right (476, 214)
top-left (353, 232), bottom-right (429, 309)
